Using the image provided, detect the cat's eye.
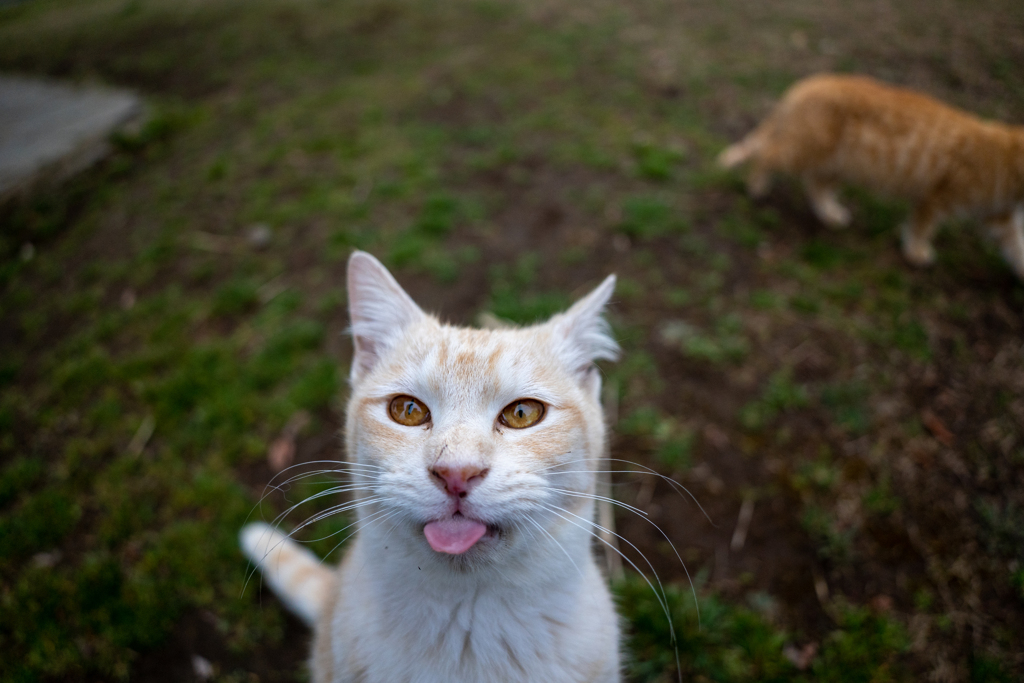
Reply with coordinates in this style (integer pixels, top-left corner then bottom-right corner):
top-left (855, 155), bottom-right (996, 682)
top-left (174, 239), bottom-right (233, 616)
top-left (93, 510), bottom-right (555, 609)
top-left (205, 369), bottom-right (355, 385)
top-left (499, 399), bottom-right (545, 429)
top-left (389, 395), bottom-right (431, 427)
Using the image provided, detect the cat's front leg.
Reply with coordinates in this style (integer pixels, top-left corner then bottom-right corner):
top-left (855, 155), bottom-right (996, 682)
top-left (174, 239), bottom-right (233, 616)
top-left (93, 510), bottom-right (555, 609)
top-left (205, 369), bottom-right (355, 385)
top-left (901, 201), bottom-right (942, 267)
top-left (988, 205), bottom-right (1024, 281)
top-left (803, 174), bottom-right (851, 228)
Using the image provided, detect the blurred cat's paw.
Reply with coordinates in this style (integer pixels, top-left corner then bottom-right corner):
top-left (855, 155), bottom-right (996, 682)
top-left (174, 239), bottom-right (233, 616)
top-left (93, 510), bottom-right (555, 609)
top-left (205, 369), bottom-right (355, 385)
top-left (747, 170), bottom-right (771, 197)
top-left (901, 226), bottom-right (936, 266)
top-left (818, 201), bottom-right (851, 229)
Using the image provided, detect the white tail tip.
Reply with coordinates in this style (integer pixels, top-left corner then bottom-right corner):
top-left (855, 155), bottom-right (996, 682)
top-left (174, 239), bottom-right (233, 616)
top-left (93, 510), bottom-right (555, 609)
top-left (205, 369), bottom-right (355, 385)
top-left (240, 522), bottom-right (333, 627)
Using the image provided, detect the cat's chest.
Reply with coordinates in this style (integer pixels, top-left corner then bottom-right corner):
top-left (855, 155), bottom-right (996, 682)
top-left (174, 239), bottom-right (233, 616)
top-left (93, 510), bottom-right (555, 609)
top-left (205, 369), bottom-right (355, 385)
top-left (333, 553), bottom-right (618, 683)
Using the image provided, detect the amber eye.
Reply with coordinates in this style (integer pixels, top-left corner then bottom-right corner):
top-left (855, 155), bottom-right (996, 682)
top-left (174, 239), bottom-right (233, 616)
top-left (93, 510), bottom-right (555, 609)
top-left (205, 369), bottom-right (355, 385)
top-left (500, 399), bottom-right (545, 429)
top-left (388, 395), bottom-right (431, 427)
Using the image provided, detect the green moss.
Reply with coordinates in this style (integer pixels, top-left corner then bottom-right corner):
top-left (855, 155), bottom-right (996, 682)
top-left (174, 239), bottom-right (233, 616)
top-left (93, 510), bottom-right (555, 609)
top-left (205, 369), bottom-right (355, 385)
top-left (618, 575), bottom-right (796, 683)
top-left (820, 381), bottom-right (870, 434)
top-left (740, 369), bottom-right (809, 431)
top-left (618, 195), bottom-right (688, 239)
top-left (0, 489), bottom-right (80, 561)
top-left (814, 602), bottom-right (909, 682)
top-left (213, 278), bottom-right (260, 316)
top-left (633, 141), bottom-right (684, 181)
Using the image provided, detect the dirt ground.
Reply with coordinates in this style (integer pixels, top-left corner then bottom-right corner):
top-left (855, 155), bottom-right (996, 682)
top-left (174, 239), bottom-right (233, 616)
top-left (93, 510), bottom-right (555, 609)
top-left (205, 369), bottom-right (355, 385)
top-left (1, 0), bottom-right (1023, 681)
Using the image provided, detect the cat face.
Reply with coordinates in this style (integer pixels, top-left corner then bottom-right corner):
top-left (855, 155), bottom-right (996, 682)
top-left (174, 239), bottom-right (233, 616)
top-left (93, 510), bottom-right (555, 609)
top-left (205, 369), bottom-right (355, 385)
top-left (344, 252), bottom-right (617, 567)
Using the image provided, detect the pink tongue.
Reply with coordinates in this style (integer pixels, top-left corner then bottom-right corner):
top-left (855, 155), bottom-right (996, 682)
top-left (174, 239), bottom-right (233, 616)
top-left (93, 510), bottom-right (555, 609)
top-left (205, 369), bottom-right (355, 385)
top-left (423, 516), bottom-right (488, 554)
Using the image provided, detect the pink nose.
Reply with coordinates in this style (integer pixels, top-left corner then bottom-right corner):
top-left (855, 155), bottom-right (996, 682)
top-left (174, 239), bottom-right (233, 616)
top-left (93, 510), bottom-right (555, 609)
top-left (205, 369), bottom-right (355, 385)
top-left (431, 465), bottom-right (488, 497)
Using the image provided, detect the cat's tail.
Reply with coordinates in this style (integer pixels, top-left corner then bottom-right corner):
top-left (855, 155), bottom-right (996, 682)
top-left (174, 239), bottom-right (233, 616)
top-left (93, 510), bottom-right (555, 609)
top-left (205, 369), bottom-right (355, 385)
top-left (240, 522), bottom-right (334, 627)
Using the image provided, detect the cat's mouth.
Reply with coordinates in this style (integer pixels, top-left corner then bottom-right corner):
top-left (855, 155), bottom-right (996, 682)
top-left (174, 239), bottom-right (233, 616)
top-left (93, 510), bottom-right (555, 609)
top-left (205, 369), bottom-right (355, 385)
top-left (423, 513), bottom-right (499, 555)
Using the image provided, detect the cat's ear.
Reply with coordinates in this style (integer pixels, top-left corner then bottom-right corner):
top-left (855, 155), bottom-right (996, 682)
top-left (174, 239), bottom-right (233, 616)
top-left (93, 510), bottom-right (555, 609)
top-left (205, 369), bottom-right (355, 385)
top-left (548, 274), bottom-right (619, 386)
top-left (347, 251), bottom-right (426, 383)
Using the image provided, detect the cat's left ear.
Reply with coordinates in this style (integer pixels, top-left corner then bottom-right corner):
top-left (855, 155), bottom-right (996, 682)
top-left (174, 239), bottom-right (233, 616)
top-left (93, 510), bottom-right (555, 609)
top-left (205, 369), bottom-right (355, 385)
top-left (548, 274), bottom-right (619, 391)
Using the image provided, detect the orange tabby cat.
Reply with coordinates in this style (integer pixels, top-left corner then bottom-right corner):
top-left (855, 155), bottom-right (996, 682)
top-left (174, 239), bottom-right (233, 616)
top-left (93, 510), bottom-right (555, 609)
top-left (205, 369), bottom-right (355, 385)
top-left (718, 74), bottom-right (1024, 280)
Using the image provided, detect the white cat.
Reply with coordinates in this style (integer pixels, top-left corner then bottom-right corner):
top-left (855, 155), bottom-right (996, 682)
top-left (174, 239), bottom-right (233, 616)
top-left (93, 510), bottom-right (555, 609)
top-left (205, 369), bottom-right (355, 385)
top-left (241, 251), bottom-right (622, 682)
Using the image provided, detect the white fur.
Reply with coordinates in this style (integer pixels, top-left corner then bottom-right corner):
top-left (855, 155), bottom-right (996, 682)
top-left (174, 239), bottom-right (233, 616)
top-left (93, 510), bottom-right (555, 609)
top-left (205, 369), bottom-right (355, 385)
top-left (240, 522), bottom-right (329, 627)
top-left (244, 251), bottom-right (623, 683)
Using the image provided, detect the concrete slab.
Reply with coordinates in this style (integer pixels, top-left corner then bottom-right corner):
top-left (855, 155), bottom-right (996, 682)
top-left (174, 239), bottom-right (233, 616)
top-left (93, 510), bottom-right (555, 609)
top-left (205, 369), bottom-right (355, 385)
top-left (0, 75), bottom-right (143, 201)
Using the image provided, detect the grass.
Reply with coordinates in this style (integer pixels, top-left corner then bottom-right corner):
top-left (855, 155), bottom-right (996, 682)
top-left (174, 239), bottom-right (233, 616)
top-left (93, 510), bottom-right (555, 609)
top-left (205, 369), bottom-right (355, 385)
top-left (1, 0), bottom-right (1024, 679)
top-left (619, 574), bottom-right (909, 683)
top-left (739, 369), bottom-right (809, 431)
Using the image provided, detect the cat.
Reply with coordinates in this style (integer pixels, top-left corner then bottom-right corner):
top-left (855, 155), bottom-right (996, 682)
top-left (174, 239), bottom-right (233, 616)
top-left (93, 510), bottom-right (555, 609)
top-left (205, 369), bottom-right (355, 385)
top-left (718, 73), bottom-right (1024, 280)
top-left (241, 250), bottom-right (623, 683)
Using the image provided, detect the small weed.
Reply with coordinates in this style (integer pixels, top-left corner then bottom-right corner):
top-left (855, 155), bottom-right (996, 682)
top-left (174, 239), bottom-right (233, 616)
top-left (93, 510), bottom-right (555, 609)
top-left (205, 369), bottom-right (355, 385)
top-left (790, 293), bottom-right (821, 314)
top-left (0, 488), bottom-right (81, 560)
top-left (802, 239), bottom-right (855, 269)
top-left (891, 317), bottom-right (930, 359)
top-left (664, 287), bottom-right (691, 307)
top-left (801, 504), bottom-right (854, 562)
top-left (862, 477), bottom-right (901, 517)
top-left (213, 279), bottom-right (260, 316)
top-left (1011, 569), bottom-right (1024, 601)
top-left (821, 281), bottom-right (865, 306)
top-left (913, 588), bottom-right (934, 612)
top-left (750, 289), bottom-right (783, 310)
top-left (616, 277), bottom-right (645, 301)
top-left (972, 653), bottom-right (1015, 683)
top-left (0, 457), bottom-right (44, 507)
top-left (487, 256), bottom-right (569, 324)
top-left (719, 209), bottom-right (762, 248)
top-left (976, 500), bottom-right (1024, 562)
top-left (813, 600), bottom-right (908, 682)
top-left (619, 405), bottom-right (662, 437)
top-left (633, 141), bottom-right (684, 181)
top-left (415, 193), bottom-right (460, 237)
top-left (820, 381), bottom-right (870, 434)
top-left (740, 369), bottom-right (809, 430)
top-left (791, 456), bottom-right (841, 493)
top-left (609, 349), bottom-right (663, 399)
top-left (560, 245), bottom-right (588, 265)
top-left (661, 315), bottom-right (750, 366)
top-left (617, 195), bottom-right (687, 239)
top-left (655, 431), bottom-right (694, 471)
top-left (650, 416), bottom-right (695, 471)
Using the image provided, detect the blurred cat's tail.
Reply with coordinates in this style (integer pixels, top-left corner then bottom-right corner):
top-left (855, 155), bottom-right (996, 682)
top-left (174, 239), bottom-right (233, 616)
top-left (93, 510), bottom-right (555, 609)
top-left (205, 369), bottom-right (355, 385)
top-left (241, 522), bottom-right (334, 627)
top-left (717, 127), bottom-right (766, 169)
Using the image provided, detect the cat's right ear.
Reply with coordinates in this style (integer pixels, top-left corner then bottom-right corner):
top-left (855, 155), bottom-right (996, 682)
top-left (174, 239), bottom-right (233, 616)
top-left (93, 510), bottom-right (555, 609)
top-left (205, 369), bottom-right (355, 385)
top-left (347, 251), bottom-right (426, 383)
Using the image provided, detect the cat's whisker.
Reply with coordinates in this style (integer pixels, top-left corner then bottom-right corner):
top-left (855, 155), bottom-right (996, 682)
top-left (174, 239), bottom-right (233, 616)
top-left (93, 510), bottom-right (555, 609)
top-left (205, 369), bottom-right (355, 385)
top-left (537, 502), bottom-right (679, 644)
top-left (242, 504), bottom-right (386, 591)
top-left (294, 500), bottom-right (388, 543)
top-left (539, 459), bottom-right (715, 526)
top-left (264, 485), bottom-right (378, 532)
top-left (523, 512), bottom-right (583, 579)
top-left (252, 465), bottom-right (373, 501)
top-left (263, 459), bottom-right (383, 489)
top-left (547, 487), bottom-right (701, 629)
top-left (548, 487), bottom-right (649, 518)
top-left (249, 467), bottom-right (380, 524)
top-left (241, 252), bottom-right (632, 679)
top-left (270, 469), bottom-right (378, 494)
top-left (318, 507), bottom-right (403, 565)
top-left (288, 497), bottom-right (384, 538)
top-left (372, 507), bottom-right (406, 548)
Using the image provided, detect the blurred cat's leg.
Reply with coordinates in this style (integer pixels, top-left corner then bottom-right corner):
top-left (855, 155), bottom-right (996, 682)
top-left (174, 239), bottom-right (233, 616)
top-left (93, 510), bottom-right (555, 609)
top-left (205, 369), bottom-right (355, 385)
top-left (803, 174), bottom-right (850, 228)
top-left (901, 201), bottom-right (941, 266)
top-left (718, 129), bottom-right (772, 197)
top-left (747, 164), bottom-right (771, 197)
top-left (990, 205), bottom-right (1024, 281)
